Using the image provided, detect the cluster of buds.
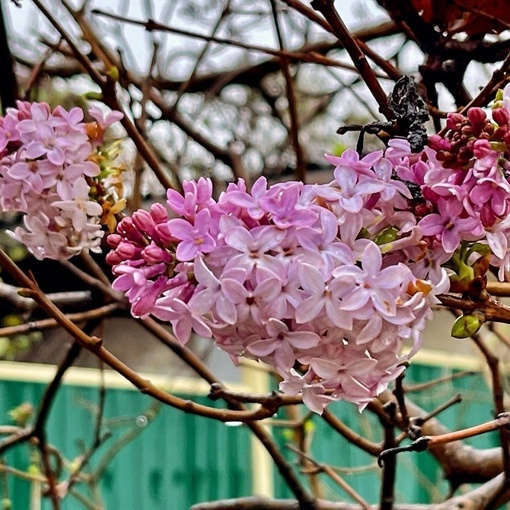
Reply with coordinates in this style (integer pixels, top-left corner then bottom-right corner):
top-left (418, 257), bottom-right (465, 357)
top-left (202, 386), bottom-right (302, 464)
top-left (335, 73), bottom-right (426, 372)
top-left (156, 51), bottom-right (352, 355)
top-left (0, 102), bottom-right (124, 260)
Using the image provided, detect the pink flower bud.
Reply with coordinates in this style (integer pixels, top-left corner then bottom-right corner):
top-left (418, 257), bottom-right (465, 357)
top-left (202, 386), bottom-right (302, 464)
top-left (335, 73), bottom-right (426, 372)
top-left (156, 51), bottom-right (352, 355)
top-left (467, 107), bottom-right (486, 129)
top-left (150, 203), bottom-right (169, 223)
top-left (116, 242), bottom-right (138, 259)
top-left (446, 113), bottom-right (465, 130)
top-left (493, 108), bottom-right (510, 127)
top-left (106, 251), bottom-right (122, 265)
top-left (473, 138), bottom-right (491, 159)
top-left (117, 217), bottom-right (145, 243)
top-left (132, 210), bottom-right (155, 234)
top-left (427, 134), bottom-right (450, 151)
top-left (142, 244), bottom-right (173, 264)
top-left (155, 223), bottom-right (177, 243)
top-left (107, 234), bottom-right (122, 248)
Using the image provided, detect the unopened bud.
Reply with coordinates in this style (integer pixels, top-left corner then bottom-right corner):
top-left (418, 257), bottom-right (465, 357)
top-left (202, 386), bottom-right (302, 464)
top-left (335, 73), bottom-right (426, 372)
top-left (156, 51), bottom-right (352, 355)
top-left (132, 210), bottom-right (155, 235)
top-left (142, 244), bottom-right (173, 264)
top-left (106, 251), bottom-right (122, 265)
top-left (155, 223), bottom-right (177, 243)
top-left (451, 311), bottom-right (485, 339)
top-left (446, 113), bottom-right (465, 130)
top-left (467, 107), bottom-right (486, 129)
top-left (116, 242), bottom-right (138, 259)
top-left (150, 203), bottom-right (169, 224)
top-left (493, 108), bottom-right (510, 127)
top-left (107, 234), bottom-right (122, 248)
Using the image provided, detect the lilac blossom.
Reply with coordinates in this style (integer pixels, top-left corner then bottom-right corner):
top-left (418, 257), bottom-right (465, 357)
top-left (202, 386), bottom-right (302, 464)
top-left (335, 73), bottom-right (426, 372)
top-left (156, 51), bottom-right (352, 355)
top-left (0, 101), bottom-right (122, 260)
top-left (104, 93), bottom-right (510, 413)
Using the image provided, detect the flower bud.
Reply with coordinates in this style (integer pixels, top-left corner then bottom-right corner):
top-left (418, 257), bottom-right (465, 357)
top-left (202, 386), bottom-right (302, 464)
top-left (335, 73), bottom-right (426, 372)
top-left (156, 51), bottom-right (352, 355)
top-left (106, 251), bottom-right (122, 265)
top-left (132, 210), bottom-right (155, 235)
top-left (428, 135), bottom-right (450, 151)
top-left (106, 233), bottom-right (122, 248)
top-left (150, 203), bottom-right (169, 223)
top-left (467, 107), bottom-right (486, 131)
top-left (493, 108), bottom-right (510, 127)
top-left (451, 311), bottom-right (485, 339)
top-left (155, 223), bottom-right (178, 243)
top-left (472, 139), bottom-right (491, 159)
top-left (116, 241), bottom-right (138, 259)
top-left (142, 244), bottom-right (173, 264)
top-left (446, 113), bottom-right (465, 130)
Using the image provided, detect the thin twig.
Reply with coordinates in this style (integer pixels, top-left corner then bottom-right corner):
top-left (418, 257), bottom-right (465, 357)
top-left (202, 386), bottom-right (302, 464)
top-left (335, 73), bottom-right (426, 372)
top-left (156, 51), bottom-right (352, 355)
top-left (270, 0), bottom-right (306, 181)
top-left (286, 444), bottom-right (371, 510)
top-left (0, 303), bottom-right (120, 337)
top-left (321, 410), bottom-right (382, 456)
top-left (310, 1), bottom-right (393, 119)
top-left (404, 371), bottom-right (476, 393)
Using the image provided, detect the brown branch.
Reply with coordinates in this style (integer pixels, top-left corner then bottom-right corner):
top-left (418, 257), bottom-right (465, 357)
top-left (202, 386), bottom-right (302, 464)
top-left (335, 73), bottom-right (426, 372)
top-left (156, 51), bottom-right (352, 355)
top-left (270, 0), bottom-right (306, 182)
top-left (487, 282), bottom-right (510, 297)
top-left (393, 373), bottom-right (409, 430)
top-left (208, 383), bottom-right (302, 406)
top-left (374, 391), bottom-right (504, 487)
top-left (380, 427), bottom-right (396, 510)
top-left (15, 22), bottom-right (400, 92)
top-left (404, 371), bottom-right (476, 393)
top-left (310, 1), bottom-right (393, 119)
top-left (282, 0), bottom-right (402, 81)
top-left (321, 410), bottom-right (382, 457)
top-left (91, 8), bottom-right (386, 75)
top-left (437, 293), bottom-right (510, 324)
top-left (438, 48), bottom-right (510, 136)
top-left (189, 476), bottom-right (510, 510)
top-left (413, 393), bottom-right (462, 426)
top-left (286, 444), bottom-right (371, 510)
top-left (470, 333), bottom-right (510, 488)
top-left (379, 413), bottom-right (510, 471)
top-left (0, 282), bottom-right (91, 311)
top-left (0, 303), bottom-right (120, 337)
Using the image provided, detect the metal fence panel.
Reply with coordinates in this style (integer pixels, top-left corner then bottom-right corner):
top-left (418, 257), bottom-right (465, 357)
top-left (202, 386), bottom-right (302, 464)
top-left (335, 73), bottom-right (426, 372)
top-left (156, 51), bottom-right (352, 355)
top-left (0, 379), bottom-right (252, 509)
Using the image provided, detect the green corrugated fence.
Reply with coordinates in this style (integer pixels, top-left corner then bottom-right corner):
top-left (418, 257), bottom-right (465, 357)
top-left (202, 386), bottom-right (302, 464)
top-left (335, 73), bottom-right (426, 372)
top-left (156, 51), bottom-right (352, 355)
top-left (0, 365), bottom-right (252, 509)
top-left (0, 352), bottom-right (497, 509)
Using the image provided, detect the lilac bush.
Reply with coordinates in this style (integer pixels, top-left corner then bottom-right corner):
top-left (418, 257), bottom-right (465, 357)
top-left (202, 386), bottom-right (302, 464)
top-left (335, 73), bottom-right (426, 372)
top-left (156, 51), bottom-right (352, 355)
top-left (0, 101), bottom-right (123, 260)
top-left (6, 87), bottom-right (510, 413)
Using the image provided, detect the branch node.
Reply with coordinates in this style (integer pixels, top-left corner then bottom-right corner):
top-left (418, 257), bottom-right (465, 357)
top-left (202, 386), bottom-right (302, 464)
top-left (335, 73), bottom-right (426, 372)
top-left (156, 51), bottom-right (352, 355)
top-left (378, 436), bottom-right (430, 467)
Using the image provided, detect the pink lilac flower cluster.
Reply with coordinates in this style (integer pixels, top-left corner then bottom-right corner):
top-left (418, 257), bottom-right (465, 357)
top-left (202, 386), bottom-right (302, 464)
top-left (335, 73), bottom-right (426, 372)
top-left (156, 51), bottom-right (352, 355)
top-left (107, 167), bottom-right (449, 413)
top-left (107, 82), bottom-right (510, 413)
top-left (410, 83), bottom-right (510, 282)
top-left (0, 101), bottom-right (122, 260)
